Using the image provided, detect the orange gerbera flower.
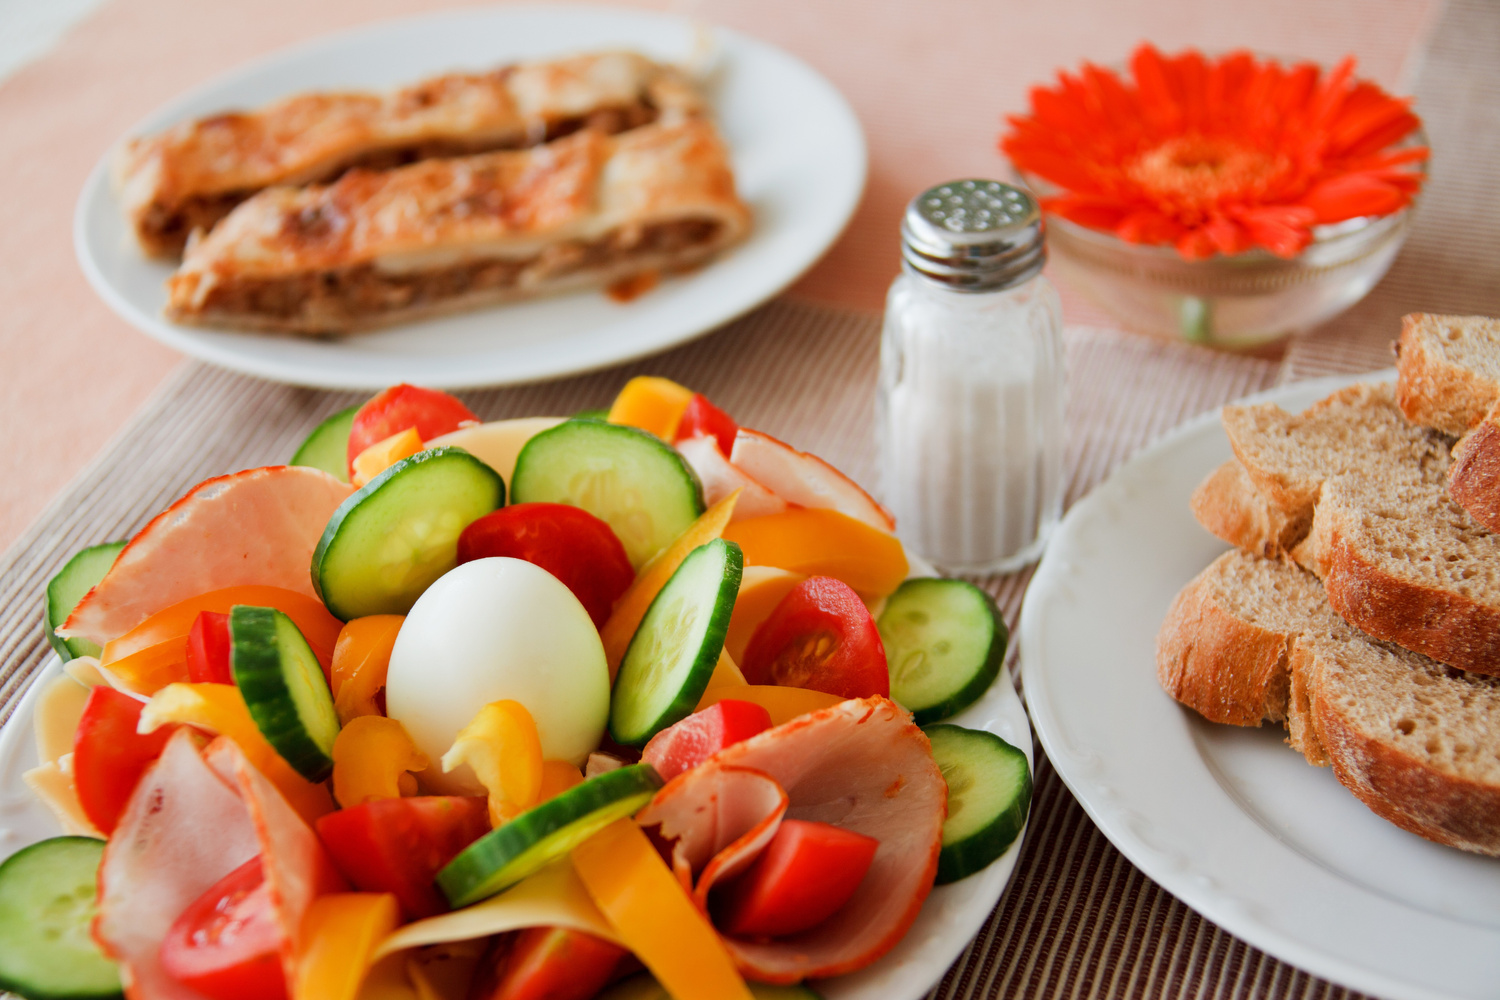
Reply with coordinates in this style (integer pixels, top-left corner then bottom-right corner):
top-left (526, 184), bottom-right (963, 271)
top-left (1001, 45), bottom-right (1427, 259)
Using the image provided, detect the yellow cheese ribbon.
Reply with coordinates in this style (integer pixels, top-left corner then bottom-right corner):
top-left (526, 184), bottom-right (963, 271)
top-left (138, 682), bottom-right (334, 821)
top-left (352, 428), bottom-right (424, 488)
top-left (441, 700), bottom-right (543, 826)
top-left (723, 567), bottom-right (806, 662)
top-left (572, 818), bottom-right (753, 1000)
top-left (722, 508), bottom-right (910, 598)
top-left (34, 673), bottom-right (91, 766)
top-left (601, 491), bottom-right (740, 680)
top-left (694, 683), bottom-right (845, 724)
top-left (331, 615), bottom-right (405, 724)
top-left (332, 716), bottom-right (429, 808)
top-left (606, 376), bottom-right (695, 441)
top-left (294, 892), bottom-right (400, 1000)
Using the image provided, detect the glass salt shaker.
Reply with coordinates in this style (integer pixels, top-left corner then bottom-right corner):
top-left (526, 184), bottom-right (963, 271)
top-left (876, 180), bottom-right (1065, 574)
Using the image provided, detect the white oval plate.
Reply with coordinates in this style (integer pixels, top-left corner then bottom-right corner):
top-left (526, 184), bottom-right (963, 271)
top-left (1020, 369), bottom-right (1500, 1000)
top-left (73, 5), bottom-right (866, 390)
top-left (0, 600), bottom-right (1028, 999)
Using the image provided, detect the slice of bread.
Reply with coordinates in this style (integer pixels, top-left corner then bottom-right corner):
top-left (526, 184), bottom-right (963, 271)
top-left (1189, 460), bottom-right (1310, 558)
top-left (1158, 551), bottom-right (1500, 856)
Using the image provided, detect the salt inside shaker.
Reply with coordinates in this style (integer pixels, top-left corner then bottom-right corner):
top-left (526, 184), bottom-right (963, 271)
top-left (876, 180), bottom-right (1065, 573)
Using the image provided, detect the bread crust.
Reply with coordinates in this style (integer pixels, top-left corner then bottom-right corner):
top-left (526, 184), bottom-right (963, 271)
top-left (1190, 459), bottom-right (1310, 557)
top-left (1395, 313), bottom-right (1500, 436)
top-left (1449, 403), bottom-right (1500, 534)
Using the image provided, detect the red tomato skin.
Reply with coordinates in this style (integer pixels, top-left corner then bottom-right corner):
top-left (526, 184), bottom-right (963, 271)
top-left (159, 857), bottom-right (289, 1000)
top-left (674, 394), bottom-right (739, 457)
top-left (739, 577), bottom-right (890, 699)
top-left (315, 796), bottom-right (490, 919)
top-left (187, 611), bottom-right (233, 685)
top-left (346, 384), bottom-right (479, 472)
top-left (456, 503), bottom-right (635, 628)
top-left (72, 686), bottom-right (178, 834)
top-left (471, 926), bottom-right (627, 1000)
top-left (641, 699), bottom-right (774, 781)
top-left (712, 819), bottom-right (879, 938)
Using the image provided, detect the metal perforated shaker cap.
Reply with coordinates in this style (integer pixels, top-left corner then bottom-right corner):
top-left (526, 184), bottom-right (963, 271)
top-left (901, 180), bottom-right (1045, 292)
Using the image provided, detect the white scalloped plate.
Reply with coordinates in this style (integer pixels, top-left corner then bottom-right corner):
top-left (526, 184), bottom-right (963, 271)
top-left (1020, 369), bottom-right (1500, 1000)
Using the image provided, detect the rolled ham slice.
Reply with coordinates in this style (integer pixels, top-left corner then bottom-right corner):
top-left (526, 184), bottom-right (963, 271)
top-left (635, 697), bottom-right (945, 983)
top-left (638, 766), bottom-right (788, 899)
top-left (62, 466), bottom-right (353, 646)
top-left (729, 430), bottom-right (894, 532)
top-left (675, 434), bottom-right (788, 521)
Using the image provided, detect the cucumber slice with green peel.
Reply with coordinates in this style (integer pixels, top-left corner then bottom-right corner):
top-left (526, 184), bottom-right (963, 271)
top-left (598, 973), bottom-right (823, 1000)
top-left (0, 836), bottom-right (122, 1000)
top-left (230, 605), bottom-right (341, 782)
top-left (510, 419), bottom-right (704, 567)
top-left (290, 404), bottom-right (359, 482)
top-left (311, 446), bottom-right (505, 620)
top-left (925, 724), bottom-right (1031, 884)
top-left (572, 407), bottom-right (610, 421)
top-left (610, 539), bottom-right (742, 746)
top-left (438, 764), bottom-right (663, 907)
top-left (878, 578), bottom-right (1008, 724)
top-left (45, 541), bottom-right (126, 661)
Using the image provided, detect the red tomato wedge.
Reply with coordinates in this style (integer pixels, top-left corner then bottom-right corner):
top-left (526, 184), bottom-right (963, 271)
top-left (346, 384), bottom-right (478, 474)
top-left (675, 394), bottom-right (739, 456)
top-left (187, 611), bottom-right (233, 684)
top-left (456, 503), bottom-right (635, 628)
top-left (642, 700), bottom-right (774, 782)
top-left (470, 926), bottom-right (627, 1000)
top-left (159, 856), bottom-right (289, 1000)
top-left (712, 820), bottom-right (879, 938)
top-left (729, 429), bottom-right (894, 532)
top-left (61, 466), bottom-right (353, 647)
top-left (315, 796), bottom-right (491, 920)
top-left (740, 577), bottom-right (889, 699)
top-left (73, 686), bottom-right (178, 834)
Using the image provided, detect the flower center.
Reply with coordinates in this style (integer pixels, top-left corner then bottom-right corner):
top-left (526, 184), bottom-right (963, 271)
top-left (1125, 135), bottom-right (1285, 207)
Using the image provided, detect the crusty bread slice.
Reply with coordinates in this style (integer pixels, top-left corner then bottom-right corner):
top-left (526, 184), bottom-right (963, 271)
top-left (1189, 459), bottom-right (1310, 557)
top-left (1158, 551), bottom-right (1500, 855)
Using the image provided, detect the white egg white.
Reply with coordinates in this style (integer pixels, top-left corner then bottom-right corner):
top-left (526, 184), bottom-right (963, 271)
top-left (385, 556), bottom-right (610, 795)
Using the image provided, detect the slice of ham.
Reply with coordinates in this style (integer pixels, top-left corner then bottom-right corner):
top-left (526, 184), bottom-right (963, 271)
top-left (94, 728), bottom-right (261, 1000)
top-left (635, 697), bottom-right (945, 983)
top-left (675, 435), bottom-right (788, 521)
top-left (638, 766), bottom-right (788, 899)
top-left (62, 466), bottom-right (353, 646)
top-left (729, 430), bottom-right (895, 532)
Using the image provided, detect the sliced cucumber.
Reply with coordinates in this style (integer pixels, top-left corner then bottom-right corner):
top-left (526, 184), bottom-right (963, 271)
top-left (510, 419), bottom-right (704, 567)
top-left (598, 973), bottom-right (822, 999)
top-left (311, 446), bottom-right (505, 620)
top-left (572, 407), bottom-right (610, 421)
top-left (438, 764), bottom-right (663, 907)
top-left (230, 605), bottom-right (340, 782)
top-left (290, 404), bottom-right (359, 482)
top-left (610, 539), bottom-right (742, 746)
top-left (45, 541), bottom-right (126, 661)
top-left (878, 578), bottom-right (1007, 724)
top-left (925, 724), bottom-right (1031, 884)
top-left (0, 836), bottom-right (122, 1000)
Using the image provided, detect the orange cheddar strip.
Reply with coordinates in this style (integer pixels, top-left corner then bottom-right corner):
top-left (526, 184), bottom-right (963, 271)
top-left (722, 509), bottom-right (909, 598)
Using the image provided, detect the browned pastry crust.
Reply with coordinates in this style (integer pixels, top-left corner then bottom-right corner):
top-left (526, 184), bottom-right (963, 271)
top-left (115, 51), bottom-right (705, 257)
top-left (165, 119), bottom-right (749, 334)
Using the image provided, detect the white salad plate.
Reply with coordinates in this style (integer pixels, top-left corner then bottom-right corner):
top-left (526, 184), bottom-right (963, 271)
top-left (0, 609), bottom-right (1030, 1000)
top-left (73, 5), bottom-right (866, 390)
top-left (1020, 369), bottom-right (1500, 1000)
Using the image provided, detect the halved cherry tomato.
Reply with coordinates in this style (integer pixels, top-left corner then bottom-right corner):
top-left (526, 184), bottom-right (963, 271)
top-left (72, 686), bottom-right (178, 834)
top-left (315, 796), bottom-right (490, 919)
top-left (457, 504), bottom-right (634, 628)
top-left (674, 394), bottom-right (739, 457)
top-left (159, 856), bottom-right (289, 1000)
top-left (739, 577), bottom-right (889, 699)
top-left (346, 384), bottom-right (479, 475)
top-left (711, 819), bottom-right (878, 938)
top-left (641, 699), bottom-right (773, 782)
top-left (187, 611), bottom-right (232, 685)
top-left (470, 926), bottom-right (627, 1000)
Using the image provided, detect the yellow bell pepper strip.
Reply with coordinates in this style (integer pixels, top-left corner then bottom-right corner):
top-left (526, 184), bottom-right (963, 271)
top-left (139, 682), bottom-right (335, 821)
top-left (539, 760), bottom-right (584, 803)
top-left (293, 892), bottom-right (400, 1000)
top-left (723, 567), bottom-right (806, 662)
top-left (100, 586), bottom-right (342, 696)
top-left (572, 819), bottom-right (753, 1000)
top-left (332, 716), bottom-right (429, 808)
top-left (330, 615), bottom-right (405, 723)
top-left (441, 700), bottom-right (544, 826)
top-left (694, 683), bottom-right (844, 724)
top-left (606, 376), bottom-right (695, 441)
top-left (600, 491), bottom-right (740, 680)
top-left (352, 428), bottom-right (424, 488)
top-left (722, 508), bottom-right (910, 599)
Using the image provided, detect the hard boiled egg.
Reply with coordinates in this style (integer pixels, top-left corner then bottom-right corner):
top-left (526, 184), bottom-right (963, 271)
top-left (385, 557), bottom-right (609, 794)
